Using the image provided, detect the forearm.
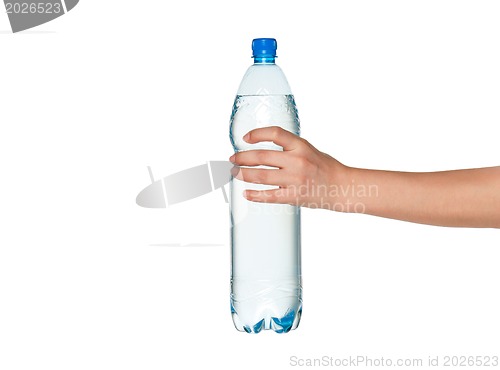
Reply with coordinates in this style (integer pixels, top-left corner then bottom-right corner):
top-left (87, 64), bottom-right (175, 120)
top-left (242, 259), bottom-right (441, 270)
top-left (338, 166), bottom-right (500, 228)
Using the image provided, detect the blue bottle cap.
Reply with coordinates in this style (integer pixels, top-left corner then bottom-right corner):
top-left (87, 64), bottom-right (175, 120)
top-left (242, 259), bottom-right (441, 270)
top-left (252, 38), bottom-right (277, 58)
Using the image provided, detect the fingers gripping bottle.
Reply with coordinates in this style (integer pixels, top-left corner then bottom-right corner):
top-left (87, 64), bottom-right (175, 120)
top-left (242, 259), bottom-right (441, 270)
top-left (229, 38), bottom-right (302, 333)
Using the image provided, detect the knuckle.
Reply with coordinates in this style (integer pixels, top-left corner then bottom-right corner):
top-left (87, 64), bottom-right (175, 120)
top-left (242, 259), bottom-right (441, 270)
top-left (255, 170), bottom-right (268, 183)
top-left (256, 150), bottom-right (268, 163)
top-left (271, 126), bottom-right (282, 140)
top-left (291, 166), bottom-right (308, 184)
top-left (295, 156), bottom-right (309, 169)
top-left (275, 189), bottom-right (289, 203)
top-left (296, 173), bottom-right (308, 185)
top-left (241, 169), bottom-right (250, 182)
top-left (263, 191), bottom-right (277, 203)
top-left (301, 138), bottom-right (311, 147)
top-left (295, 142), bottom-right (309, 154)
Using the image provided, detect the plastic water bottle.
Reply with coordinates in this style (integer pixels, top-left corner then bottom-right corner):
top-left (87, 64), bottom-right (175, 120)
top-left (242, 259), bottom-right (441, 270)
top-left (229, 38), bottom-right (302, 334)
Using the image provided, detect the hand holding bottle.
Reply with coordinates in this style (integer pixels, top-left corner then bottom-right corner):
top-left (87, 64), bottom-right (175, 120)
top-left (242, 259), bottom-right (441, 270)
top-left (231, 126), bottom-right (500, 228)
top-left (230, 126), bottom-right (347, 210)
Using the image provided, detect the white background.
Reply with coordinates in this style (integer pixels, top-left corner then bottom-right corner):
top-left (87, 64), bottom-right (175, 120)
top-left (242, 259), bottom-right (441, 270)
top-left (1, 1), bottom-right (499, 369)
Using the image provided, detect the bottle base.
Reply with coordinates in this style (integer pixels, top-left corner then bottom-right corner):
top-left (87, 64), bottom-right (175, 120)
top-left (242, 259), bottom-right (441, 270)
top-left (230, 302), bottom-right (302, 334)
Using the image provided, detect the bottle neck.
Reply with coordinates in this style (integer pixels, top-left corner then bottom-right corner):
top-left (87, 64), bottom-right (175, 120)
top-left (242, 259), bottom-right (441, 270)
top-left (253, 57), bottom-right (276, 64)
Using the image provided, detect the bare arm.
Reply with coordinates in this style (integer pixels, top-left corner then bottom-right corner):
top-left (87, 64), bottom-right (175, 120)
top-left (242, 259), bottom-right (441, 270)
top-left (341, 166), bottom-right (500, 228)
top-left (229, 127), bottom-right (500, 228)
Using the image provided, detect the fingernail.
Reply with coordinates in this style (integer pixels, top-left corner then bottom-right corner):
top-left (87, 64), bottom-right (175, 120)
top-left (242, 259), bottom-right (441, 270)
top-left (243, 133), bottom-right (250, 142)
top-left (229, 154), bottom-right (235, 163)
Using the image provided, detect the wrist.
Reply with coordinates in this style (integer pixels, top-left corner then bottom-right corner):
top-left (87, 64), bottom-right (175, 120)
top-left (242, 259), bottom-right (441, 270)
top-left (323, 159), bottom-right (350, 212)
top-left (327, 163), bottom-right (369, 213)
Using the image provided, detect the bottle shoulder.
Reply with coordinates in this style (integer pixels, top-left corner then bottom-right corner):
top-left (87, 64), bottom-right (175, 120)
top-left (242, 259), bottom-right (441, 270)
top-left (237, 64), bottom-right (292, 95)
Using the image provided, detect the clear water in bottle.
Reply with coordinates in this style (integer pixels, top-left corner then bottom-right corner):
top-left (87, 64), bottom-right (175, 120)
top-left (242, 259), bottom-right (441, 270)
top-left (229, 38), bottom-right (302, 334)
